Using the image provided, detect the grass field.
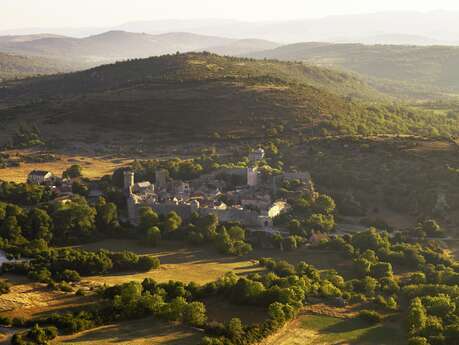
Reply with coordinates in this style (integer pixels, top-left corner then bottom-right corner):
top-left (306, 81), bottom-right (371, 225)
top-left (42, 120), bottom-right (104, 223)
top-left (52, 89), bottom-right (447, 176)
top-left (0, 274), bottom-right (97, 319)
top-left (77, 239), bottom-right (351, 286)
top-left (263, 314), bottom-right (405, 345)
top-left (53, 317), bottom-right (202, 345)
top-left (79, 240), bottom-right (263, 285)
top-left (0, 150), bottom-right (131, 183)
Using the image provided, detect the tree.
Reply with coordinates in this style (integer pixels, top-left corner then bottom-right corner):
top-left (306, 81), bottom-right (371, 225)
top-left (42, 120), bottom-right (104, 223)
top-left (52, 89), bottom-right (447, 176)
top-left (195, 214), bottom-right (218, 240)
top-left (370, 262), bottom-right (393, 279)
top-left (72, 181), bottom-right (89, 197)
top-left (145, 226), bottom-right (161, 246)
top-left (283, 236), bottom-right (298, 251)
top-left (314, 194), bottom-right (336, 214)
top-left (138, 207), bottom-right (159, 231)
top-left (182, 301), bottom-right (207, 326)
top-left (353, 258), bottom-right (372, 277)
top-left (227, 226), bottom-right (245, 241)
top-left (63, 164), bottom-right (83, 179)
top-left (1, 216), bottom-right (21, 240)
top-left (407, 298), bottom-right (427, 336)
top-left (268, 302), bottom-right (287, 322)
top-left (227, 318), bottom-right (244, 339)
top-left (164, 211), bottom-right (182, 233)
top-left (422, 294), bottom-right (455, 318)
top-left (418, 219), bottom-right (444, 238)
top-left (352, 228), bottom-right (390, 252)
top-left (408, 337), bottom-right (429, 345)
top-left (165, 296), bottom-right (187, 321)
top-left (52, 200), bottom-right (97, 242)
top-left (25, 208), bottom-right (53, 242)
top-left (96, 201), bottom-right (119, 234)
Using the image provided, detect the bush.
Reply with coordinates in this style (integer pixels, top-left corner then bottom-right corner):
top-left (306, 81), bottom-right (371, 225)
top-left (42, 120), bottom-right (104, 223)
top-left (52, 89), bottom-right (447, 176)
top-left (58, 281), bottom-right (73, 292)
top-left (58, 269), bottom-right (81, 283)
top-left (0, 315), bottom-right (11, 326)
top-left (408, 337), bottom-right (429, 345)
top-left (358, 310), bottom-right (382, 324)
top-left (0, 280), bottom-right (10, 294)
top-left (137, 256), bottom-right (160, 271)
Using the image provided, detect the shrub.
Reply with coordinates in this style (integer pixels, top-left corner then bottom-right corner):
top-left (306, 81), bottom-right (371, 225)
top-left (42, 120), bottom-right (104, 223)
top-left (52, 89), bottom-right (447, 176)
top-left (58, 269), bottom-right (81, 282)
top-left (408, 337), bottom-right (429, 345)
top-left (0, 315), bottom-right (11, 326)
top-left (358, 310), bottom-right (382, 324)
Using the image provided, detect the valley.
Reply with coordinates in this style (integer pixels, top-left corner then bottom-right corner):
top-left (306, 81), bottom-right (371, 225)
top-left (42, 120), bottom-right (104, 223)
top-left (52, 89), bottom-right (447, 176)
top-left (2, 16), bottom-right (459, 345)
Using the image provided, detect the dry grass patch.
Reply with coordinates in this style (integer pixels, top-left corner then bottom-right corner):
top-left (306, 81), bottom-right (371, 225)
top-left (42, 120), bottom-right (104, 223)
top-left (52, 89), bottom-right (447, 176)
top-left (53, 317), bottom-right (202, 345)
top-left (0, 150), bottom-right (131, 183)
top-left (78, 240), bottom-right (263, 285)
top-left (0, 274), bottom-right (96, 319)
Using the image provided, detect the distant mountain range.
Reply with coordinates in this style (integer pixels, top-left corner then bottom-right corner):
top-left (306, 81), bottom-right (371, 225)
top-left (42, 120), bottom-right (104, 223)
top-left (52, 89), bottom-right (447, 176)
top-left (0, 31), bottom-right (279, 62)
top-left (3, 11), bottom-right (459, 45)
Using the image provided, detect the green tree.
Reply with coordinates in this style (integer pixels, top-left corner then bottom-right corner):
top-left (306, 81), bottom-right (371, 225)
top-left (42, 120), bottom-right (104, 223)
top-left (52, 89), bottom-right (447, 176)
top-left (96, 200), bottom-right (119, 234)
top-left (407, 298), bottom-right (427, 336)
top-left (370, 262), bottom-right (393, 279)
top-left (139, 207), bottom-right (159, 230)
top-left (1, 216), bottom-right (21, 240)
top-left (145, 226), bottom-right (161, 246)
top-left (164, 211), bottom-right (182, 233)
top-left (63, 164), bottom-right (83, 179)
top-left (182, 301), bottom-right (207, 326)
top-left (314, 194), bottom-right (336, 214)
top-left (227, 318), bottom-right (244, 339)
top-left (25, 208), bottom-right (53, 242)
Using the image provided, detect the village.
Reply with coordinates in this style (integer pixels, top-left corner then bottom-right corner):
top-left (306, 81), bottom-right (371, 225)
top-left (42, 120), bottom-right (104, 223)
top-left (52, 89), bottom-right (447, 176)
top-left (25, 149), bottom-right (315, 237)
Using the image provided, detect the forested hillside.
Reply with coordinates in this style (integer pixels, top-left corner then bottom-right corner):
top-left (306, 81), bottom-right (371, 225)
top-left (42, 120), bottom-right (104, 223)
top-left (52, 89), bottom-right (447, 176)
top-left (0, 52), bottom-right (89, 81)
top-left (0, 53), bottom-right (458, 147)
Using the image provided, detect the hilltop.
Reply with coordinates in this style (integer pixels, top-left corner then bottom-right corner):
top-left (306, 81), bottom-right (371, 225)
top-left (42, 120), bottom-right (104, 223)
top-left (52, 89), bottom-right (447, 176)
top-left (0, 31), bottom-right (279, 62)
top-left (0, 53), bottom-right (457, 149)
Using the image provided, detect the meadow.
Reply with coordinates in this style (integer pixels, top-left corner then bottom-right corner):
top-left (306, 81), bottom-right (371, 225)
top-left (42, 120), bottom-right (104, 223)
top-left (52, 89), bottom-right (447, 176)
top-left (52, 317), bottom-right (202, 345)
top-left (76, 239), bottom-right (351, 285)
top-left (264, 313), bottom-right (406, 345)
top-left (0, 150), bottom-right (131, 183)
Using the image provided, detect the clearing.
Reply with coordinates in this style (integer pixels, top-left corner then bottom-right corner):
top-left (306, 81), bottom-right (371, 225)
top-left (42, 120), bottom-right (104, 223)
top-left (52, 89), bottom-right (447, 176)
top-left (263, 313), bottom-right (405, 345)
top-left (0, 274), bottom-right (96, 319)
top-left (77, 239), bottom-right (351, 286)
top-left (0, 150), bottom-right (131, 183)
top-left (53, 317), bottom-right (202, 345)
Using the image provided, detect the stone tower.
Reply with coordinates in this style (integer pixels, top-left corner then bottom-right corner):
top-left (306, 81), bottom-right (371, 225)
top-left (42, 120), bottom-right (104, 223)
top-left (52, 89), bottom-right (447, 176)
top-left (249, 148), bottom-right (265, 164)
top-left (123, 170), bottom-right (134, 195)
top-left (247, 167), bottom-right (258, 187)
top-left (155, 169), bottom-right (169, 190)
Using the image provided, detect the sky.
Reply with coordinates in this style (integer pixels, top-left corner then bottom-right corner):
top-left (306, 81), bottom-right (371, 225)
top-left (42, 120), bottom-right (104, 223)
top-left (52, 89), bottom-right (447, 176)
top-left (2, 0), bottom-right (459, 30)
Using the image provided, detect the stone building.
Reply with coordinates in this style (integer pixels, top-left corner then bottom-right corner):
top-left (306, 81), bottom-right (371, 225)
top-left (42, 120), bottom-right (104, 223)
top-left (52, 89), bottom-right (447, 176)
top-left (27, 170), bottom-right (54, 185)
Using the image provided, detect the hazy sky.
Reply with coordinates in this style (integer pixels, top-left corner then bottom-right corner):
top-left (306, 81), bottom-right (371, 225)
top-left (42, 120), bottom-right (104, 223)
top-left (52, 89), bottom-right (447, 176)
top-left (2, 0), bottom-right (459, 30)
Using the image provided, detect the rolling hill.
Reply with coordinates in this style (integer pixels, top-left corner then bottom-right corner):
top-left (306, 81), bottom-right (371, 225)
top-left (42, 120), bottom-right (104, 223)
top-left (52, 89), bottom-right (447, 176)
top-left (247, 42), bottom-right (459, 98)
top-left (0, 31), bottom-right (279, 62)
top-left (0, 52), bottom-right (91, 81)
top-left (0, 53), bottom-right (457, 148)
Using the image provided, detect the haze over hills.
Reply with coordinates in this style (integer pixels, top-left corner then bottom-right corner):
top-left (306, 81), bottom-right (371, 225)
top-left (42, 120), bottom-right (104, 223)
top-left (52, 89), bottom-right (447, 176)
top-left (0, 31), bottom-right (280, 62)
top-left (247, 42), bottom-right (459, 98)
top-left (3, 11), bottom-right (459, 45)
